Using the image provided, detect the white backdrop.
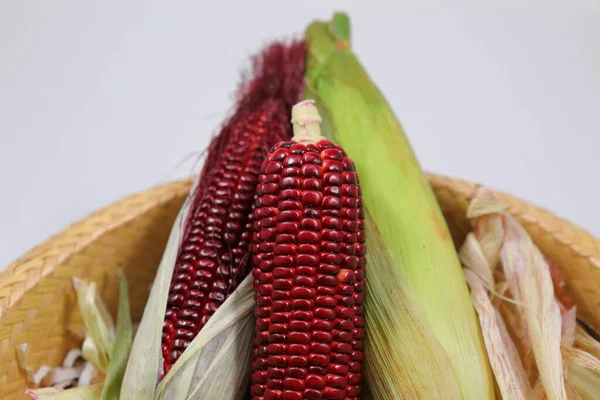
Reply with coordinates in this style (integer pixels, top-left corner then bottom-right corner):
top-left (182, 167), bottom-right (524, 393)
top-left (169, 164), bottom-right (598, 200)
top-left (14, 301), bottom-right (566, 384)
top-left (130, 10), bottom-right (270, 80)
top-left (1, 1), bottom-right (598, 270)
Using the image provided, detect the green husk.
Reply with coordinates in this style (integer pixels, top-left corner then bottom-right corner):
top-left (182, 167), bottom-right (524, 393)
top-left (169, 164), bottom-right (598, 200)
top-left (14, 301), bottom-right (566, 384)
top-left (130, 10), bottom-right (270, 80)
top-left (100, 273), bottom-right (132, 400)
top-left (73, 279), bottom-right (114, 374)
top-left (304, 12), bottom-right (494, 399)
top-left (364, 215), bottom-right (462, 399)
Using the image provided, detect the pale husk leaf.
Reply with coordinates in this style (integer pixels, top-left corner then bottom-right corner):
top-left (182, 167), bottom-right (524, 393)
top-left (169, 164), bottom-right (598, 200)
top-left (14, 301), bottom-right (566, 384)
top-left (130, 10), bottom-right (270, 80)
top-left (465, 189), bottom-right (600, 399)
top-left (461, 238), bottom-right (531, 400)
top-left (363, 215), bottom-right (462, 399)
top-left (562, 346), bottom-right (600, 376)
top-left (560, 307), bottom-right (577, 348)
top-left (574, 324), bottom-right (600, 359)
top-left (155, 275), bottom-right (254, 400)
top-left (492, 282), bottom-right (509, 309)
top-left (563, 347), bottom-right (600, 400)
top-left (496, 290), bottom-right (535, 379)
top-left (459, 233), bottom-right (495, 289)
top-left (73, 279), bottom-right (114, 373)
top-left (474, 214), bottom-right (505, 273)
top-left (25, 384), bottom-right (103, 400)
top-left (469, 188), bottom-right (507, 274)
top-left (467, 187), bottom-right (510, 219)
top-left (500, 214), bottom-right (567, 399)
top-left (183, 312), bottom-right (254, 400)
top-left (567, 363), bottom-right (600, 400)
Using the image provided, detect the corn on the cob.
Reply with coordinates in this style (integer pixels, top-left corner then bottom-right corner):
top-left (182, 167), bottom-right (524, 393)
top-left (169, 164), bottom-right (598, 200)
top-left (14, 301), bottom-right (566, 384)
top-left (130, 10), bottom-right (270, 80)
top-left (304, 13), bottom-right (494, 399)
top-left (161, 41), bottom-right (306, 376)
top-left (250, 100), bottom-right (365, 400)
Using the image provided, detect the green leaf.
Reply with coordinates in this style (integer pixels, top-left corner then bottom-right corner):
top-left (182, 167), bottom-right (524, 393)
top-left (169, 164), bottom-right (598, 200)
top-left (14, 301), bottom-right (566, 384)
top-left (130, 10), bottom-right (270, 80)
top-left (73, 279), bottom-right (113, 373)
top-left (100, 273), bottom-right (133, 400)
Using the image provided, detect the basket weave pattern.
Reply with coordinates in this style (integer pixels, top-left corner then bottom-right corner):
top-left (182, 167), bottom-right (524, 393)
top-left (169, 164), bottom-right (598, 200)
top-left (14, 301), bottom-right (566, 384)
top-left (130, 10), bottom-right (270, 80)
top-left (0, 175), bottom-right (597, 399)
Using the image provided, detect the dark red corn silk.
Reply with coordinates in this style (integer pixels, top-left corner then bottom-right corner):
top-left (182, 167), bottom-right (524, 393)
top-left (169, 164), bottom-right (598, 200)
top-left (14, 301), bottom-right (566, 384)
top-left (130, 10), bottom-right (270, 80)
top-left (161, 40), bottom-right (307, 378)
top-left (250, 140), bottom-right (366, 400)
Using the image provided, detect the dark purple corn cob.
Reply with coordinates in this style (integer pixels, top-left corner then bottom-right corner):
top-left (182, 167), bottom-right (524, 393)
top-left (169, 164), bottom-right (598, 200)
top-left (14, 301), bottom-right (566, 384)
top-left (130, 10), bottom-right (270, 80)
top-left (160, 41), bottom-right (307, 377)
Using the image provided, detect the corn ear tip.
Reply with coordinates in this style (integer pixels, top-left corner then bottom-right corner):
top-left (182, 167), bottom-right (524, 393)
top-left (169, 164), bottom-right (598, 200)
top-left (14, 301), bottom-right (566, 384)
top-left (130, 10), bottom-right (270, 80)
top-left (330, 12), bottom-right (351, 43)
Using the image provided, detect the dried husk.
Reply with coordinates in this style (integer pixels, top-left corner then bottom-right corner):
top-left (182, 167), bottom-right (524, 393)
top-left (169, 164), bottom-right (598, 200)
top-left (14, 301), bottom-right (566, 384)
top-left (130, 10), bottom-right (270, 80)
top-left (121, 176), bottom-right (255, 400)
top-left (154, 275), bottom-right (254, 400)
top-left (560, 307), bottom-right (577, 348)
top-left (567, 363), bottom-right (600, 400)
top-left (463, 188), bottom-right (600, 400)
top-left (25, 385), bottom-right (103, 399)
top-left (502, 214), bottom-right (566, 398)
top-left (460, 235), bottom-right (532, 399)
top-left (574, 324), bottom-right (600, 359)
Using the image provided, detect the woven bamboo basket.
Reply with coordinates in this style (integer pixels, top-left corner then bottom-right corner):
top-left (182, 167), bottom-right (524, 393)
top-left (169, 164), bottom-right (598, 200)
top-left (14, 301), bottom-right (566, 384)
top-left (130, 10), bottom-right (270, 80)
top-left (0, 175), bottom-right (598, 399)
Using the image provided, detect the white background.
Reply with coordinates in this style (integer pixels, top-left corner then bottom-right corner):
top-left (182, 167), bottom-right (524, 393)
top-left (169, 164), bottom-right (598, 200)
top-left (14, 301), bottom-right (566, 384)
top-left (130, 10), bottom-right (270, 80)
top-left (0, 1), bottom-right (598, 270)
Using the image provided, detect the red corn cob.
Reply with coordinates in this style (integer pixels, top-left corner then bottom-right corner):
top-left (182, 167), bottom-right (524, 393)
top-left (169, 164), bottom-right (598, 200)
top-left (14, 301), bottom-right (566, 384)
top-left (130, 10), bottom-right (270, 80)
top-left (250, 100), bottom-right (366, 400)
top-left (161, 40), bottom-right (307, 377)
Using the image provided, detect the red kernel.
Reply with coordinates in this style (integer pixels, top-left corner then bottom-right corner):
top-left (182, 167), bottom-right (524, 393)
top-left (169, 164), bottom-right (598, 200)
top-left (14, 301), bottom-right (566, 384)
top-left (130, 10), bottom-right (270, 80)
top-left (306, 374), bottom-right (326, 389)
top-left (312, 331), bottom-right (333, 343)
top-left (309, 353), bottom-right (330, 366)
top-left (322, 148), bottom-right (343, 160)
top-left (292, 299), bottom-right (314, 310)
top-left (301, 164), bottom-right (321, 178)
top-left (301, 191), bottom-right (323, 206)
top-left (323, 173), bottom-right (342, 186)
top-left (291, 310), bottom-right (313, 320)
top-left (303, 152), bottom-right (322, 165)
top-left (287, 367), bottom-right (307, 378)
top-left (289, 320), bottom-right (310, 332)
top-left (283, 377), bottom-right (305, 391)
top-left (289, 344), bottom-right (309, 355)
top-left (310, 342), bottom-right (330, 354)
top-left (315, 296), bottom-right (337, 307)
top-left (289, 332), bottom-right (311, 344)
top-left (291, 286), bottom-right (316, 298)
top-left (314, 307), bottom-right (336, 319)
top-left (302, 178), bottom-right (321, 190)
top-left (322, 217), bottom-right (342, 229)
top-left (304, 389), bottom-right (324, 400)
top-left (288, 355), bottom-right (308, 367)
top-left (297, 230), bottom-right (320, 243)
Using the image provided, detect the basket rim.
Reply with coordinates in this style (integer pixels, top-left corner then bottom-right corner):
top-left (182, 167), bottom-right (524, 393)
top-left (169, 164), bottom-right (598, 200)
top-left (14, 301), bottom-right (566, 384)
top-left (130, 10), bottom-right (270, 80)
top-left (426, 173), bottom-right (599, 264)
top-left (1, 174), bottom-right (598, 321)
